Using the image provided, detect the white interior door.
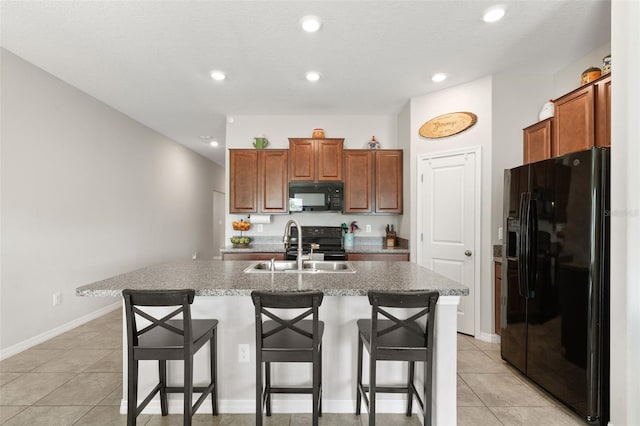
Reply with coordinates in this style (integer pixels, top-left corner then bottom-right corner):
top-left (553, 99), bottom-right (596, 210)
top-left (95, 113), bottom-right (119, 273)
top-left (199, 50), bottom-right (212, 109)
top-left (418, 150), bottom-right (478, 335)
top-left (212, 191), bottom-right (225, 259)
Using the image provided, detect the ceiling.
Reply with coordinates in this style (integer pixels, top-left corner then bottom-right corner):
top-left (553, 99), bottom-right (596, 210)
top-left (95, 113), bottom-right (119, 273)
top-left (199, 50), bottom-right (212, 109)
top-left (1, 1), bottom-right (611, 166)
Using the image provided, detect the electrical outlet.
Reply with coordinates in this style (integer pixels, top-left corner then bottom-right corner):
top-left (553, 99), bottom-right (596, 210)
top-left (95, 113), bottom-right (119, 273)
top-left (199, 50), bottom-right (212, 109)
top-left (257, 224), bottom-right (264, 233)
top-left (53, 292), bottom-right (61, 307)
top-left (365, 224), bottom-right (371, 233)
top-left (238, 344), bottom-right (250, 363)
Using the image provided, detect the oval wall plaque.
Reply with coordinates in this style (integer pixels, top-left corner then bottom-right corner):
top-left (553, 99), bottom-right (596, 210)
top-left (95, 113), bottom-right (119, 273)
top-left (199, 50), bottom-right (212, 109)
top-left (419, 112), bottom-right (477, 139)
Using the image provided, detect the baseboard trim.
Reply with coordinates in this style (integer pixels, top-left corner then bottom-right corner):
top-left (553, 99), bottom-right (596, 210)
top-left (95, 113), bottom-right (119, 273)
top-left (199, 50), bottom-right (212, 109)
top-left (0, 302), bottom-right (121, 360)
top-left (120, 397), bottom-right (421, 415)
top-left (477, 332), bottom-right (501, 344)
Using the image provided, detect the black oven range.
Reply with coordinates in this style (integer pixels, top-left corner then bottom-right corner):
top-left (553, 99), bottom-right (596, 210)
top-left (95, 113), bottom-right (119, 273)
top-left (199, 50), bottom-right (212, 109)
top-left (285, 226), bottom-right (346, 261)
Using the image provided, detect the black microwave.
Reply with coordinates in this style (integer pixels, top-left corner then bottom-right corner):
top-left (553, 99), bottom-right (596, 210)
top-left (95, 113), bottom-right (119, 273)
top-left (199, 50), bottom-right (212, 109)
top-left (288, 182), bottom-right (343, 212)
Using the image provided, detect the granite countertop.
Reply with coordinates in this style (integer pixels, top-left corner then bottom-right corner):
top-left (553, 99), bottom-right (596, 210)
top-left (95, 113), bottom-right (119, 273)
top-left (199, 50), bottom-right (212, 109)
top-left (221, 244), bottom-right (409, 254)
top-left (76, 260), bottom-right (468, 297)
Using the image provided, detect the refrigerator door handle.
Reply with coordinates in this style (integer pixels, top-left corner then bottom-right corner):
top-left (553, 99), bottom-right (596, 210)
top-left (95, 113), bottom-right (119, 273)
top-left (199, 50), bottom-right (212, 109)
top-left (517, 192), bottom-right (530, 298)
top-left (527, 197), bottom-right (538, 298)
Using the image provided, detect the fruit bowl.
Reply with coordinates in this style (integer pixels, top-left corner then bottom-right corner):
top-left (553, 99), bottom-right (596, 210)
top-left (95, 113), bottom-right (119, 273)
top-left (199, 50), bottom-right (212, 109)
top-left (232, 220), bottom-right (251, 231)
top-left (230, 236), bottom-right (252, 248)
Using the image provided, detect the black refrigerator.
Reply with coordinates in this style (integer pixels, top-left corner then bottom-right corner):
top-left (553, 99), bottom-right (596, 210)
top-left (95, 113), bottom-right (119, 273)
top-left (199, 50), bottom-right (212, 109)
top-left (501, 147), bottom-right (609, 425)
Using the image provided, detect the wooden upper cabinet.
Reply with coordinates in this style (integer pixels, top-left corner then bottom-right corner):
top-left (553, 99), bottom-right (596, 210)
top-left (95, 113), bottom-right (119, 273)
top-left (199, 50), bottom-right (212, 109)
top-left (229, 150), bottom-right (258, 213)
top-left (289, 138), bottom-right (343, 181)
top-left (595, 75), bottom-right (611, 148)
top-left (343, 150), bottom-right (373, 213)
top-left (343, 149), bottom-right (403, 214)
top-left (317, 139), bottom-right (343, 181)
top-left (229, 149), bottom-right (288, 214)
top-left (375, 150), bottom-right (403, 213)
top-left (523, 118), bottom-right (553, 164)
top-left (553, 82), bottom-right (595, 157)
top-left (259, 150), bottom-right (288, 213)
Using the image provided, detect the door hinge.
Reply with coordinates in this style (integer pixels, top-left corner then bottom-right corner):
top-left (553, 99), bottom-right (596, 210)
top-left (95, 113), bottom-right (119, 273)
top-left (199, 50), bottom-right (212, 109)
top-left (420, 233), bottom-right (423, 242)
top-left (421, 174), bottom-right (424, 183)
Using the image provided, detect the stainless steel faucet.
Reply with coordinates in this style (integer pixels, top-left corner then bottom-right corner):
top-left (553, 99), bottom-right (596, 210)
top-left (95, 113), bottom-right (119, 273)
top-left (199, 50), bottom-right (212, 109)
top-left (283, 219), bottom-right (306, 270)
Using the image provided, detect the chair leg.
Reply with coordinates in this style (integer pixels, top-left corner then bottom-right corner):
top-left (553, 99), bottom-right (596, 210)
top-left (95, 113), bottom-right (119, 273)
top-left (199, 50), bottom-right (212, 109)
top-left (423, 360), bottom-right (432, 426)
top-left (369, 354), bottom-right (376, 426)
top-left (355, 334), bottom-right (363, 415)
top-left (319, 346), bottom-right (323, 417)
top-left (159, 360), bottom-right (168, 416)
top-left (312, 347), bottom-right (320, 426)
top-left (210, 332), bottom-right (218, 416)
top-left (256, 356), bottom-right (263, 426)
top-left (265, 362), bottom-right (271, 416)
top-left (184, 356), bottom-right (193, 426)
top-left (406, 361), bottom-right (415, 416)
top-left (127, 359), bottom-right (138, 426)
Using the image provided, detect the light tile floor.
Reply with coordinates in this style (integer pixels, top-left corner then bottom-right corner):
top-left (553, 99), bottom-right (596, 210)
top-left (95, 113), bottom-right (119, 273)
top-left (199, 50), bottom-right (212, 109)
top-left (0, 310), bottom-right (584, 425)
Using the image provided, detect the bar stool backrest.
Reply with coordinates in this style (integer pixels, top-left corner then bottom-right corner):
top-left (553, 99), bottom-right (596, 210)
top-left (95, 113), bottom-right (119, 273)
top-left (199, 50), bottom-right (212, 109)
top-left (368, 290), bottom-right (439, 350)
top-left (251, 291), bottom-right (324, 350)
top-left (123, 289), bottom-right (195, 349)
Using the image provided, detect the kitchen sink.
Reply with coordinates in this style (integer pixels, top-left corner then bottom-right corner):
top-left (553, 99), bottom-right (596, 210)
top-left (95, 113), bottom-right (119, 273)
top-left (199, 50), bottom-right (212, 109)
top-left (244, 260), bottom-right (356, 274)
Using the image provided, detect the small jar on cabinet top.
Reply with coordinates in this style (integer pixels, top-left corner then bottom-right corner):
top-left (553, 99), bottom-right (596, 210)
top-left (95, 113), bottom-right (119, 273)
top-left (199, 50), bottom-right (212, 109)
top-left (312, 128), bottom-right (325, 138)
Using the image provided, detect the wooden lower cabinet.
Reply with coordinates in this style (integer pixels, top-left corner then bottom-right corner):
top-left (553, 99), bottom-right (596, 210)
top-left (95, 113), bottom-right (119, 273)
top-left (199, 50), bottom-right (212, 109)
top-left (495, 262), bottom-right (502, 336)
top-left (523, 118), bottom-right (552, 164)
top-left (347, 253), bottom-right (409, 261)
top-left (222, 252), bottom-right (285, 261)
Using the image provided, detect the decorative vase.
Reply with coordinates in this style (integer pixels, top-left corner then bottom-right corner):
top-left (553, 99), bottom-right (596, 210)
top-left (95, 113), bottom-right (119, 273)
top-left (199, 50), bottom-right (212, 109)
top-left (312, 128), bottom-right (325, 138)
top-left (581, 66), bottom-right (601, 86)
top-left (539, 100), bottom-right (554, 121)
top-left (344, 232), bottom-right (354, 249)
top-left (253, 137), bottom-right (269, 149)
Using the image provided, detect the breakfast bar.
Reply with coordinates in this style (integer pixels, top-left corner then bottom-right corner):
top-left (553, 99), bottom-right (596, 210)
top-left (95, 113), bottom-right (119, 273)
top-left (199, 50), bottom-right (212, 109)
top-left (77, 260), bottom-right (468, 425)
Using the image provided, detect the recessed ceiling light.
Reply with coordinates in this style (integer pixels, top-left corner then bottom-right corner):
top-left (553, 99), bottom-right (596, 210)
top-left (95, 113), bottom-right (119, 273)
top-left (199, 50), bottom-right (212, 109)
top-left (432, 73), bottom-right (447, 83)
top-left (199, 135), bottom-right (219, 147)
top-left (306, 71), bottom-right (321, 82)
top-left (210, 70), bottom-right (226, 81)
top-left (301, 16), bottom-right (322, 33)
top-left (483, 6), bottom-right (506, 23)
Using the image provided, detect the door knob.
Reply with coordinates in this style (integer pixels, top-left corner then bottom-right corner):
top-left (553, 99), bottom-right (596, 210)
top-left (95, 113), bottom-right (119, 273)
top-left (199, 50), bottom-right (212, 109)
top-left (464, 250), bottom-right (472, 257)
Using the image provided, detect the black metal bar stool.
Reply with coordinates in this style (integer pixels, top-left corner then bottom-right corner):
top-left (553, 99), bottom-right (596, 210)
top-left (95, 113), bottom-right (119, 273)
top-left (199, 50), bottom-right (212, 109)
top-left (122, 289), bottom-right (218, 426)
top-left (251, 290), bottom-right (324, 426)
top-left (355, 290), bottom-right (439, 426)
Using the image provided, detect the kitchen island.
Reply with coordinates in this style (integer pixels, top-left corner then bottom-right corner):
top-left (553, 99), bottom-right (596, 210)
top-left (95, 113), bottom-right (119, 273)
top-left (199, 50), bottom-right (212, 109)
top-left (77, 260), bottom-right (468, 425)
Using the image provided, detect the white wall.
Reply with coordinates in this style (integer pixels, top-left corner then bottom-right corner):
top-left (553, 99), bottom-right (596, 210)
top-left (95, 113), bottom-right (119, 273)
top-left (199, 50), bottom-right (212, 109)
top-left (491, 72), bottom-right (553, 246)
top-left (0, 50), bottom-right (224, 353)
top-left (409, 76), bottom-right (493, 335)
top-left (553, 42), bottom-right (611, 98)
top-left (396, 102), bottom-right (412, 240)
top-left (224, 115), bottom-right (401, 241)
top-left (609, 1), bottom-right (640, 425)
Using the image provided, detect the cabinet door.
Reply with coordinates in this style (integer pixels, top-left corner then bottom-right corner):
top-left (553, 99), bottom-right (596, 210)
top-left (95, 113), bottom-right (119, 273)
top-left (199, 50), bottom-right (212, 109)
top-left (523, 118), bottom-right (552, 164)
top-left (229, 150), bottom-right (258, 213)
top-left (595, 75), bottom-right (611, 148)
top-left (343, 150), bottom-right (373, 213)
top-left (289, 139), bottom-right (316, 181)
top-left (288, 139), bottom-right (315, 181)
top-left (553, 84), bottom-right (595, 156)
top-left (317, 139), bottom-right (343, 181)
top-left (259, 150), bottom-right (288, 213)
top-left (375, 150), bottom-right (403, 213)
